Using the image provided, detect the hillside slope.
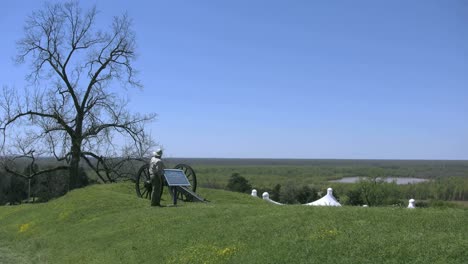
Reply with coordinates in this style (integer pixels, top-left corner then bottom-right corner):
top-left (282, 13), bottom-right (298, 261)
top-left (0, 183), bottom-right (467, 264)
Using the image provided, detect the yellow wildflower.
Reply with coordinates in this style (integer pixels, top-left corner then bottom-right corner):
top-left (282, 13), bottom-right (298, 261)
top-left (19, 223), bottom-right (31, 233)
top-left (59, 211), bottom-right (70, 221)
top-left (217, 246), bottom-right (237, 257)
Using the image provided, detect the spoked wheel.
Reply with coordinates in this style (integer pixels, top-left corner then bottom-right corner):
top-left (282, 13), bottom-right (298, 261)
top-left (174, 164), bottom-right (197, 201)
top-left (136, 164), bottom-right (152, 199)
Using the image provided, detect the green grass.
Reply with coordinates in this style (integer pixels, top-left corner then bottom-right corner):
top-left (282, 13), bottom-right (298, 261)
top-left (1, 183), bottom-right (467, 263)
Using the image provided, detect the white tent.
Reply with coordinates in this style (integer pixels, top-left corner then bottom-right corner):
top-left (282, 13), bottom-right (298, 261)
top-left (305, 188), bottom-right (341, 206)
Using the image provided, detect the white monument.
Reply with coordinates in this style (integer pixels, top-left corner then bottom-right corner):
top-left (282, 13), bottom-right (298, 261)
top-left (251, 189), bottom-right (258, 197)
top-left (262, 192), bottom-right (283, 205)
top-left (407, 199), bottom-right (416, 209)
top-left (305, 188), bottom-right (341, 206)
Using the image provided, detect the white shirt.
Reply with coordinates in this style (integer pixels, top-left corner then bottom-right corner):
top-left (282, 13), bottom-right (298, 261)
top-left (149, 156), bottom-right (165, 175)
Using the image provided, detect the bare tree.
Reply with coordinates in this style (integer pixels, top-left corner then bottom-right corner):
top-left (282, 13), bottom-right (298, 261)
top-left (0, 1), bottom-right (156, 190)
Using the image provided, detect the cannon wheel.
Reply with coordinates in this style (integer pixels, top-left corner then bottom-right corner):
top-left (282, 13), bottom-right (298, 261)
top-left (173, 164), bottom-right (197, 201)
top-left (135, 163), bottom-right (197, 201)
top-left (135, 163), bottom-right (153, 199)
top-left (174, 164), bottom-right (197, 192)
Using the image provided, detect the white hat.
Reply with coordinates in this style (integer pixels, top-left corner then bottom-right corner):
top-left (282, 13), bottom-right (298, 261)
top-left (153, 149), bottom-right (163, 157)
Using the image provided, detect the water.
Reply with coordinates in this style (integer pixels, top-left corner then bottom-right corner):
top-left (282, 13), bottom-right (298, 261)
top-left (329, 177), bottom-right (429, 185)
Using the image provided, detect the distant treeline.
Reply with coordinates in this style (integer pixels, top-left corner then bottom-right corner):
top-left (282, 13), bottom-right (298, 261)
top-left (169, 158), bottom-right (468, 178)
top-left (193, 161), bottom-right (468, 189)
top-left (331, 176), bottom-right (468, 206)
top-left (165, 158), bottom-right (468, 168)
top-left (222, 170), bottom-right (468, 207)
top-left (2, 158), bottom-right (467, 206)
top-left (5, 157), bottom-right (468, 179)
top-left (188, 159), bottom-right (468, 205)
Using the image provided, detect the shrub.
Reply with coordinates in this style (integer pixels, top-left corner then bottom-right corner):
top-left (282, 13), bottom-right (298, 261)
top-left (34, 167), bottom-right (89, 202)
top-left (279, 182), bottom-right (298, 204)
top-left (271, 184), bottom-right (281, 201)
top-left (279, 183), bottom-right (318, 204)
top-left (33, 170), bottom-right (68, 202)
top-left (427, 200), bottom-right (459, 208)
top-left (345, 188), bottom-right (365, 206)
top-left (296, 185), bottom-right (318, 204)
top-left (6, 176), bottom-right (27, 205)
top-left (226, 173), bottom-right (252, 193)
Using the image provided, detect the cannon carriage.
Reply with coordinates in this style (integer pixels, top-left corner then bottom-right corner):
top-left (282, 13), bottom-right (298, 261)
top-left (135, 163), bottom-right (204, 203)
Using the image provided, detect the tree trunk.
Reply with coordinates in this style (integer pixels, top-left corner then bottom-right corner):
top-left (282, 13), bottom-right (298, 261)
top-left (69, 141), bottom-right (82, 190)
top-left (27, 178), bottom-right (31, 202)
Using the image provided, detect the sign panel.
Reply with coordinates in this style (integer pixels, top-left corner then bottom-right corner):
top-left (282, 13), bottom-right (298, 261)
top-left (164, 169), bottom-right (191, 186)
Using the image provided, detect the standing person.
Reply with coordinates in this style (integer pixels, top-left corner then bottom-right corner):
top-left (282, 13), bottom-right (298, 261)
top-left (149, 149), bottom-right (165, 206)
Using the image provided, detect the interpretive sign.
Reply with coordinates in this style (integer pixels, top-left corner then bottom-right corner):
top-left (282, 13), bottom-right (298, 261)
top-left (164, 169), bottom-right (191, 186)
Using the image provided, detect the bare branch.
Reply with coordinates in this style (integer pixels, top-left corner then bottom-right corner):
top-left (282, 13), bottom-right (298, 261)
top-left (2, 1), bottom-right (156, 189)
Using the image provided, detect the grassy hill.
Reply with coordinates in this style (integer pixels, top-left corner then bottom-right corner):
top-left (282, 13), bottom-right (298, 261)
top-left (0, 183), bottom-right (467, 264)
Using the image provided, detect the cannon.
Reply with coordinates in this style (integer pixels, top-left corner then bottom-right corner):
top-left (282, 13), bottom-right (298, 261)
top-left (135, 163), bottom-right (204, 203)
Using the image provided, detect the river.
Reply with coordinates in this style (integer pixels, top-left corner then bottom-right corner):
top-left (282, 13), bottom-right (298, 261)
top-left (329, 177), bottom-right (429, 184)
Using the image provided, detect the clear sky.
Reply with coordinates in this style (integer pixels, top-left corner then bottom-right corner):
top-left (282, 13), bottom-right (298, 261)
top-left (1, 0), bottom-right (467, 160)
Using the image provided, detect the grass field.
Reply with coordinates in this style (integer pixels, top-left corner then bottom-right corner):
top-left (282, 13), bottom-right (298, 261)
top-left (0, 182), bottom-right (467, 263)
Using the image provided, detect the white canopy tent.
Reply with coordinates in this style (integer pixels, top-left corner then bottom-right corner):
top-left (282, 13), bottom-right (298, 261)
top-left (305, 188), bottom-right (341, 207)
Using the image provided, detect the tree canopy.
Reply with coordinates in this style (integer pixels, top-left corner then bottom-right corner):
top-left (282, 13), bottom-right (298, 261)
top-left (1, 1), bottom-right (156, 189)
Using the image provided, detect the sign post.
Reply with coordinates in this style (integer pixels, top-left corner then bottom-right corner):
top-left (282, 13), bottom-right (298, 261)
top-left (163, 169), bottom-right (191, 205)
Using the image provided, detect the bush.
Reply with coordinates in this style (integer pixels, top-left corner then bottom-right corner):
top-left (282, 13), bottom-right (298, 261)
top-left (0, 171), bottom-right (8, 204)
top-left (427, 200), bottom-right (459, 208)
top-left (254, 184), bottom-right (281, 200)
top-left (296, 185), bottom-right (318, 204)
top-left (279, 183), bottom-right (318, 204)
top-left (34, 167), bottom-right (89, 202)
top-left (279, 182), bottom-right (298, 204)
top-left (0, 171), bottom-right (28, 205)
top-left (6, 176), bottom-right (27, 205)
top-left (271, 184), bottom-right (281, 201)
top-left (33, 170), bottom-right (68, 202)
top-left (0, 165), bottom-right (91, 205)
top-left (345, 188), bottom-right (365, 206)
top-left (226, 173), bottom-right (252, 193)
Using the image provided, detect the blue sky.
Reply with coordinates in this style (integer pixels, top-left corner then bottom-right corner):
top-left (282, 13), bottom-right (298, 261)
top-left (1, 0), bottom-right (467, 159)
